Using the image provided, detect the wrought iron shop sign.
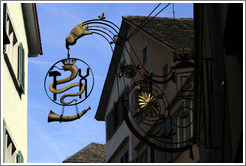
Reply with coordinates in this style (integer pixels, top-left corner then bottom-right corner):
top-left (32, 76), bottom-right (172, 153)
top-left (44, 14), bottom-right (120, 123)
top-left (44, 13), bottom-right (196, 157)
top-left (44, 58), bottom-right (94, 122)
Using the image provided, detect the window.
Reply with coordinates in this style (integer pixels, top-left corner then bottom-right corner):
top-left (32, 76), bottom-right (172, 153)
top-left (3, 120), bottom-right (6, 163)
top-left (106, 88), bottom-right (127, 140)
top-left (143, 45), bottom-right (147, 65)
top-left (106, 111), bottom-right (114, 140)
top-left (3, 3), bottom-right (8, 50)
top-left (138, 148), bottom-right (149, 163)
top-left (4, 129), bottom-right (18, 163)
top-left (174, 99), bottom-right (193, 148)
top-left (16, 151), bottom-right (24, 163)
top-left (162, 63), bottom-right (168, 90)
top-left (120, 150), bottom-right (129, 163)
top-left (106, 101), bottom-right (124, 140)
top-left (149, 71), bottom-right (154, 93)
top-left (4, 10), bottom-right (25, 94)
top-left (155, 117), bottom-right (172, 162)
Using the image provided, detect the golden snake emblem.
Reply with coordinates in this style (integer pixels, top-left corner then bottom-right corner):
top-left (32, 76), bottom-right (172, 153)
top-left (49, 59), bottom-right (84, 105)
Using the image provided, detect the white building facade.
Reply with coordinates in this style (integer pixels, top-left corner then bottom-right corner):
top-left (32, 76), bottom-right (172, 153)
top-left (2, 3), bottom-right (42, 163)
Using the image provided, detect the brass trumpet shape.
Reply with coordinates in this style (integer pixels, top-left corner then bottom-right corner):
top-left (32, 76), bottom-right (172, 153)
top-left (48, 107), bottom-right (91, 123)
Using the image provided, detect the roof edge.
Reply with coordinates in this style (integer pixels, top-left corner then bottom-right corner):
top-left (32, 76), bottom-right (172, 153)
top-left (22, 3), bottom-right (43, 57)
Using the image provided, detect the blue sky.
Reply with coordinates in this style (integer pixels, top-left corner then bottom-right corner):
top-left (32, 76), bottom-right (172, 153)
top-left (27, 2), bottom-right (193, 163)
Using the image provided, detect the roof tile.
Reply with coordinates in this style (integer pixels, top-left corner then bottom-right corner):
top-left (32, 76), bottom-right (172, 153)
top-left (63, 142), bottom-right (106, 163)
top-left (123, 16), bottom-right (194, 50)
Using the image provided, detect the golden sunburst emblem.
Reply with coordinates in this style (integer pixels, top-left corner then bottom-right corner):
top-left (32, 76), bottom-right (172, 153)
top-left (138, 92), bottom-right (159, 116)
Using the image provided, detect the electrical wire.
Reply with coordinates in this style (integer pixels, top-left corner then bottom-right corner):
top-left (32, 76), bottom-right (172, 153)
top-left (127, 3), bottom-right (161, 39)
top-left (127, 3), bottom-right (171, 40)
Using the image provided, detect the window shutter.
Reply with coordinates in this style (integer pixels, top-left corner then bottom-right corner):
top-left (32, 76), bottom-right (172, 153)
top-left (3, 120), bottom-right (6, 163)
top-left (114, 103), bottom-right (118, 128)
top-left (163, 63), bottom-right (168, 89)
top-left (3, 3), bottom-right (8, 50)
top-left (143, 46), bottom-right (147, 64)
top-left (17, 150), bottom-right (24, 163)
top-left (118, 102), bottom-right (123, 125)
top-left (18, 43), bottom-right (25, 93)
top-left (111, 110), bottom-right (115, 135)
top-left (106, 115), bottom-right (110, 140)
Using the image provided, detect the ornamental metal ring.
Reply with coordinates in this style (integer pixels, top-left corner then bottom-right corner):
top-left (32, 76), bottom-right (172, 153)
top-left (44, 58), bottom-right (94, 106)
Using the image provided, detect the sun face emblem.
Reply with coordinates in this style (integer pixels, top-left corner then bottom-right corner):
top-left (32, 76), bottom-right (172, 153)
top-left (138, 92), bottom-right (159, 116)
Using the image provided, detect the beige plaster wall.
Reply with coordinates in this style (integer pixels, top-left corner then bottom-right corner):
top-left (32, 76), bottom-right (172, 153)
top-left (105, 21), bottom-right (197, 163)
top-left (3, 3), bottom-right (29, 162)
top-left (105, 43), bottom-right (131, 162)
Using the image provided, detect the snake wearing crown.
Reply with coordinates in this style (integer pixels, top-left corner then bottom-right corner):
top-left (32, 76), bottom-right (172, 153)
top-left (49, 59), bottom-right (84, 105)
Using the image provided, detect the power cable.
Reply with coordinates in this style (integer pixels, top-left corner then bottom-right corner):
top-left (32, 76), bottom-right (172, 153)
top-left (127, 3), bottom-right (161, 39)
top-left (173, 3), bottom-right (175, 18)
top-left (127, 3), bottom-right (171, 40)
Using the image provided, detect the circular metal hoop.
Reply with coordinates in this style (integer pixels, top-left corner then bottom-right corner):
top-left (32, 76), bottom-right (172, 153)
top-left (123, 80), bottom-right (195, 151)
top-left (44, 58), bottom-right (94, 106)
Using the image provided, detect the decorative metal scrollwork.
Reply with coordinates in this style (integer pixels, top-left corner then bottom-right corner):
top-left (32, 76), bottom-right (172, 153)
top-left (118, 64), bottom-right (137, 78)
top-left (44, 12), bottom-right (197, 158)
top-left (45, 13), bottom-right (120, 123)
top-left (123, 79), bottom-right (195, 153)
top-left (173, 47), bottom-right (194, 69)
top-left (129, 80), bottom-right (168, 122)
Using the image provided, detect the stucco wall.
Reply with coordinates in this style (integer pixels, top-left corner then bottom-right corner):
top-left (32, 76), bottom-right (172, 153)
top-left (126, 25), bottom-right (175, 161)
top-left (105, 42), bottom-right (131, 162)
top-left (105, 19), bottom-right (197, 163)
top-left (3, 3), bottom-right (29, 162)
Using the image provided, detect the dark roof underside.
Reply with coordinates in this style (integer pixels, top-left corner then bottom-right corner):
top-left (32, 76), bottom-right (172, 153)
top-left (123, 16), bottom-right (194, 49)
top-left (63, 142), bottom-right (106, 163)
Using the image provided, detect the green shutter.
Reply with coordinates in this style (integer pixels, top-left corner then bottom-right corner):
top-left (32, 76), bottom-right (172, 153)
top-left (18, 42), bottom-right (25, 93)
top-left (22, 47), bottom-right (25, 92)
top-left (17, 150), bottom-right (24, 163)
top-left (3, 119), bottom-right (6, 163)
top-left (3, 3), bottom-right (8, 50)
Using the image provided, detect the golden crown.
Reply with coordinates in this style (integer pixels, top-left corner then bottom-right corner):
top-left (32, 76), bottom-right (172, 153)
top-left (62, 58), bottom-right (77, 65)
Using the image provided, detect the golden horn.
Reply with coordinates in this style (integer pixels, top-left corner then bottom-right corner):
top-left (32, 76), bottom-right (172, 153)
top-left (48, 107), bottom-right (91, 123)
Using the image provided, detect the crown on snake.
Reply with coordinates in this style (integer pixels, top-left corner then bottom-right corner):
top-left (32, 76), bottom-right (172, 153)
top-left (62, 58), bottom-right (77, 65)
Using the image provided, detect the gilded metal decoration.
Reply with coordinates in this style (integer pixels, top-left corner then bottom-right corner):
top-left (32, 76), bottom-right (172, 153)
top-left (45, 58), bottom-right (94, 106)
top-left (45, 13), bottom-right (122, 123)
top-left (138, 92), bottom-right (159, 116)
top-left (48, 107), bottom-right (91, 123)
top-left (43, 12), bottom-right (197, 156)
top-left (119, 64), bottom-right (137, 78)
top-left (173, 47), bottom-right (194, 69)
top-left (98, 13), bottom-right (106, 20)
top-left (65, 21), bottom-right (92, 49)
top-left (49, 59), bottom-right (83, 105)
top-left (123, 79), bottom-right (195, 153)
top-left (129, 81), bottom-right (168, 124)
top-left (173, 48), bottom-right (193, 61)
top-left (44, 58), bottom-right (94, 122)
top-left (120, 46), bottom-right (195, 154)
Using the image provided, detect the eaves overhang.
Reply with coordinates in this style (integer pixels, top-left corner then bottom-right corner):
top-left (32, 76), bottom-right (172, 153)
top-left (22, 3), bottom-right (42, 57)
